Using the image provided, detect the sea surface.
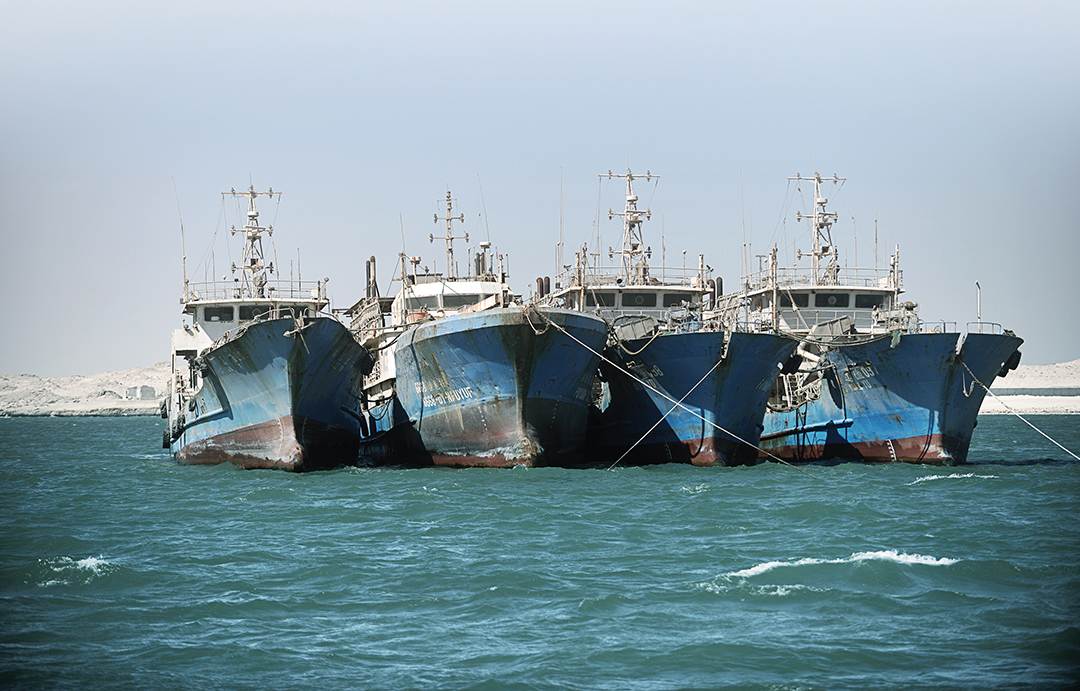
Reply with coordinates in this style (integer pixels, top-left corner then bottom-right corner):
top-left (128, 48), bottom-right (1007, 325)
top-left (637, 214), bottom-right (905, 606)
top-left (1, 415), bottom-right (1078, 690)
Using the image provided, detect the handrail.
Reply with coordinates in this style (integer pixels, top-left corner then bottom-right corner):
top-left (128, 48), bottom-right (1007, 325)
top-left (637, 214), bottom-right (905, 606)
top-left (966, 321), bottom-right (1004, 335)
top-left (551, 263), bottom-right (705, 289)
top-left (183, 277), bottom-right (326, 302)
top-left (742, 265), bottom-right (902, 291)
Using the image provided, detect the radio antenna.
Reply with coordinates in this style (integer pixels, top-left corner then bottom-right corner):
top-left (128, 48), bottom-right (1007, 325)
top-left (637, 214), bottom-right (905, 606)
top-left (172, 177), bottom-right (188, 293)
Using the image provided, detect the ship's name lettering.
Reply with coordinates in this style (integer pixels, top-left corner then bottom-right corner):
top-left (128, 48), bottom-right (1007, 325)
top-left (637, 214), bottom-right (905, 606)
top-left (842, 364), bottom-right (878, 392)
top-left (628, 361), bottom-right (664, 382)
top-left (421, 385), bottom-right (476, 408)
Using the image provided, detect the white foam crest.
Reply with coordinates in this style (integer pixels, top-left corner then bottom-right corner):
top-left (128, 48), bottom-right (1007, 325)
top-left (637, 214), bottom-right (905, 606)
top-left (725, 550), bottom-right (958, 578)
top-left (849, 550), bottom-right (958, 566)
top-left (750, 584), bottom-right (822, 597)
top-left (907, 472), bottom-right (998, 485)
top-left (694, 580), bottom-right (827, 596)
top-left (680, 483), bottom-right (710, 495)
top-left (727, 557), bottom-right (832, 578)
top-left (75, 556), bottom-right (111, 574)
top-left (38, 555), bottom-right (115, 586)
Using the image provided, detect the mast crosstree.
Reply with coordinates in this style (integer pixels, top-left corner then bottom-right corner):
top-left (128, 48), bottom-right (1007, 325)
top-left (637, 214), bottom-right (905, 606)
top-left (602, 168), bottom-right (657, 285)
top-left (225, 185), bottom-right (279, 298)
top-left (431, 191), bottom-right (468, 280)
top-left (790, 172), bottom-right (844, 286)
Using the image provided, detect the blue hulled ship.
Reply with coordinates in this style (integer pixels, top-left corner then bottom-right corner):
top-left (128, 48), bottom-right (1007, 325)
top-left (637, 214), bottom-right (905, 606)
top-left (347, 192), bottom-right (608, 467)
top-left (712, 172), bottom-right (1023, 464)
top-left (164, 186), bottom-right (372, 471)
top-left (541, 169), bottom-right (798, 466)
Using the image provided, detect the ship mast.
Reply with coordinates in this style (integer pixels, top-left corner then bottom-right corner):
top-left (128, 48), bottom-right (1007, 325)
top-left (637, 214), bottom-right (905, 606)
top-left (226, 185), bottom-right (278, 298)
top-left (792, 172), bottom-right (843, 286)
top-left (602, 168), bottom-right (657, 285)
top-left (432, 191), bottom-right (467, 280)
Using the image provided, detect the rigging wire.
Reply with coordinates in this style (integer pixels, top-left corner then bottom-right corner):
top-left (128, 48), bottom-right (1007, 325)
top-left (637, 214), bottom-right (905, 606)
top-left (172, 178), bottom-right (187, 285)
top-left (477, 174), bottom-right (491, 243)
top-left (606, 354), bottom-right (724, 470)
top-left (532, 310), bottom-right (820, 479)
top-left (962, 360), bottom-right (1080, 462)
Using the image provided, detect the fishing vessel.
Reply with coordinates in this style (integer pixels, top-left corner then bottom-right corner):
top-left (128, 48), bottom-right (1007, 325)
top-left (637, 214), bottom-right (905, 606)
top-left (347, 192), bottom-right (608, 467)
top-left (541, 169), bottom-right (798, 466)
top-left (712, 172), bottom-right (1023, 464)
top-left (163, 186), bottom-right (372, 471)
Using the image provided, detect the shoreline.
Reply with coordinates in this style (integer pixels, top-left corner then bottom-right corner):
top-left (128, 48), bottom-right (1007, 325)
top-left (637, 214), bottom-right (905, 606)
top-left (3, 398), bottom-right (1077, 418)
top-left (2, 359), bottom-right (1078, 418)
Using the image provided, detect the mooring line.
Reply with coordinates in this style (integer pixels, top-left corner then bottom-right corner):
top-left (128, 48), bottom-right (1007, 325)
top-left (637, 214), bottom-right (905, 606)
top-left (536, 311), bottom-right (821, 479)
top-left (962, 360), bottom-right (1080, 462)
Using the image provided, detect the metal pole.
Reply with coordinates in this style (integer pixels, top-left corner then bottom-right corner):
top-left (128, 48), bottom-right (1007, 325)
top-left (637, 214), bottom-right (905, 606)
top-left (976, 281), bottom-right (981, 332)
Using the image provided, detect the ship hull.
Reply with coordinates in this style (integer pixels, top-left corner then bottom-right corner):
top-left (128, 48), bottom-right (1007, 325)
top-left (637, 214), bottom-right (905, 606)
top-left (360, 307), bottom-right (607, 467)
top-left (169, 318), bottom-right (371, 471)
top-left (759, 331), bottom-right (1023, 464)
top-left (589, 331), bottom-right (799, 466)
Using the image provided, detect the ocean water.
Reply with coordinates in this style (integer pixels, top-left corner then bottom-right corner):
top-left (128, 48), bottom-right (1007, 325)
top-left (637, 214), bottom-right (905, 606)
top-left (1, 415), bottom-right (1078, 690)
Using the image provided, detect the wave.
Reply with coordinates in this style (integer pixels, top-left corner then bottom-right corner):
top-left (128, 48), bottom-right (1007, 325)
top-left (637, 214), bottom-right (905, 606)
top-left (696, 582), bottom-right (827, 597)
top-left (725, 550), bottom-right (958, 579)
top-left (37, 555), bottom-right (117, 586)
top-left (906, 472), bottom-right (999, 485)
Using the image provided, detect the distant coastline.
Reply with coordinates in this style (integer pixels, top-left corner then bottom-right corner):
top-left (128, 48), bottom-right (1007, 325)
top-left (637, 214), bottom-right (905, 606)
top-left (0, 364), bottom-right (169, 418)
top-left (1, 358), bottom-right (1078, 417)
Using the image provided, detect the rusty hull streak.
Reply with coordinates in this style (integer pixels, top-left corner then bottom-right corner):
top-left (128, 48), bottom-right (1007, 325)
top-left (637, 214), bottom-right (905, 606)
top-left (391, 307), bottom-right (607, 468)
top-left (170, 317), bottom-right (371, 472)
top-left (760, 331), bottom-right (1024, 465)
top-left (760, 432), bottom-right (958, 465)
top-left (176, 414), bottom-right (359, 471)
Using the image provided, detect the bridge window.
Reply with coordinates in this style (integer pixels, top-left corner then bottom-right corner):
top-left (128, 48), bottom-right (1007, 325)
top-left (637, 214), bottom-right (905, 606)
top-left (623, 292), bottom-right (657, 307)
top-left (405, 296), bottom-right (440, 311)
top-left (444, 293), bottom-right (483, 309)
top-left (780, 293), bottom-right (809, 308)
top-left (855, 294), bottom-right (885, 308)
top-left (586, 292), bottom-right (616, 307)
top-left (663, 293), bottom-right (692, 307)
top-left (815, 292), bottom-right (850, 308)
top-left (239, 305), bottom-right (270, 321)
top-left (203, 306), bottom-right (234, 322)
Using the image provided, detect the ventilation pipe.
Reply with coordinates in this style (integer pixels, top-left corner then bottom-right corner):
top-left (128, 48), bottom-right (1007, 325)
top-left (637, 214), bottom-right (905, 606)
top-left (366, 256), bottom-right (378, 298)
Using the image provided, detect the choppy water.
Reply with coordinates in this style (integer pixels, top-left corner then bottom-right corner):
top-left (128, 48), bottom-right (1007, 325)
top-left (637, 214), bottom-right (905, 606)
top-left (1, 415), bottom-right (1078, 690)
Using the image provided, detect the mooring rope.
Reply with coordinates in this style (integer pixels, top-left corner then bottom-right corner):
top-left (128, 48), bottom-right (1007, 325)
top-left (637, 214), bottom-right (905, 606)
top-left (522, 304), bottom-right (550, 335)
top-left (792, 331), bottom-right (892, 348)
top-left (616, 323), bottom-right (665, 356)
top-left (961, 360), bottom-right (1080, 462)
top-left (534, 311), bottom-right (821, 479)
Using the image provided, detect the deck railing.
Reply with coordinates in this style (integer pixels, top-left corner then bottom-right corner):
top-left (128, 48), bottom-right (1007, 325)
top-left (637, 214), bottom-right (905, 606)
top-left (549, 263), bottom-right (706, 292)
top-left (182, 277), bottom-right (327, 303)
top-left (743, 265), bottom-right (901, 292)
top-left (966, 321), bottom-right (1005, 335)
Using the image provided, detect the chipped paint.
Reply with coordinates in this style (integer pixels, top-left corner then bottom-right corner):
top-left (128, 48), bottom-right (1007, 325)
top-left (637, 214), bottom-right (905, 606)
top-left (760, 332), bottom-right (1024, 464)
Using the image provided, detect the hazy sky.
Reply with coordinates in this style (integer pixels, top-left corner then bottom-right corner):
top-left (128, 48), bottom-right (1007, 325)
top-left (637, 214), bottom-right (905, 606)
top-left (2, 0), bottom-right (1077, 376)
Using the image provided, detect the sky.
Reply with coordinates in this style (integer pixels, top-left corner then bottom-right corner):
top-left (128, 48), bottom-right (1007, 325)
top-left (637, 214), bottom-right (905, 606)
top-left (2, 0), bottom-right (1078, 376)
